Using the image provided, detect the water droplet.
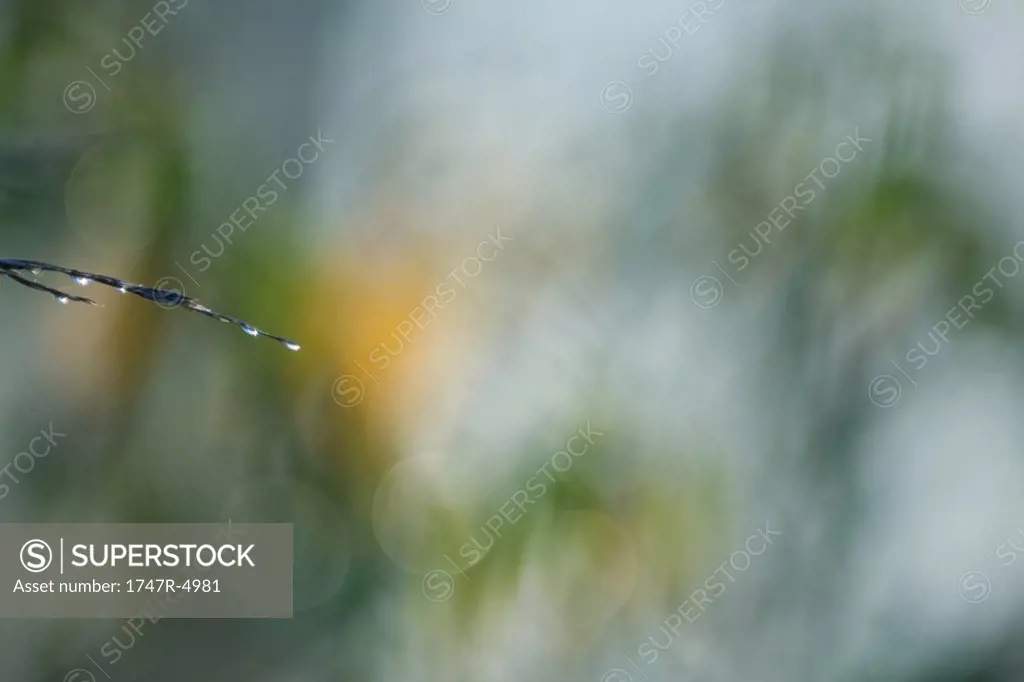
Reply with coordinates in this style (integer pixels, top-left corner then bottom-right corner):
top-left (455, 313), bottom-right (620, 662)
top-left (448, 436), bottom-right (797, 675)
top-left (285, 342), bottom-right (301, 351)
top-left (73, 276), bottom-right (89, 286)
top-left (241, 325), bottom-right (259, 337)
top-left (56, 296), bottom-right (69, 305)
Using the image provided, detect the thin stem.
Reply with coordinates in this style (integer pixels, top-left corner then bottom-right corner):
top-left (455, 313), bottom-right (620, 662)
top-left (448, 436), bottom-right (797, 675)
top-left (0, 258), bottom-right (300, 351)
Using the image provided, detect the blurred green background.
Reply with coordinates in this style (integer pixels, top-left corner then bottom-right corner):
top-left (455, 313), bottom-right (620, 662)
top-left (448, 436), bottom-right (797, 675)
top-left (2, 0), bottom-right (1024, 680)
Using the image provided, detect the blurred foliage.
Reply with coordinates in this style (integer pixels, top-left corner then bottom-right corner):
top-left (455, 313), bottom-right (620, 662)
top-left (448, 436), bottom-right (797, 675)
top-left (1, 1), bottom-right (1024, 681)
